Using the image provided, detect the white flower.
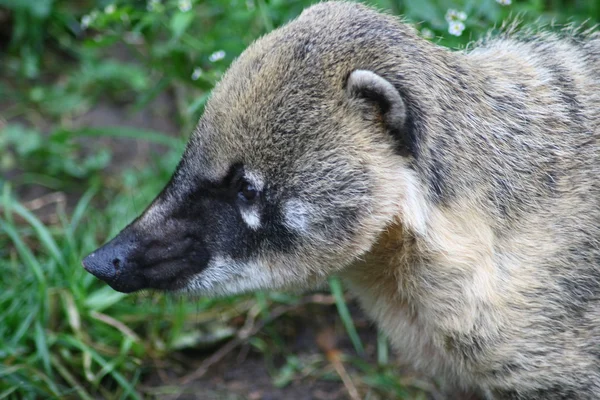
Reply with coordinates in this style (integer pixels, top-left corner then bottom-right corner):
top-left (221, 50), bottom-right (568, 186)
top-left (445, 8), bottom-right (467, 36)
top-left (191, 67), bottom-right (203, 80)
top-left (496, 0), bottom-right (511, 5)
top-left (104, 4), bottom-right (116, 14)
top-left (421, 28), bottom-right (435, 40)
top-left (80, 11), bottom-right (98, 29)
top-left (81, 15), bottom-right (92, 29)
top-left (448, 21), bottom-right (465, 36)
top-left (178, 0), bottom-right (192, 12)
top-left (445, 9), bottom-right (467, 23)
top-left (209, 50), bottom-right (226, 62)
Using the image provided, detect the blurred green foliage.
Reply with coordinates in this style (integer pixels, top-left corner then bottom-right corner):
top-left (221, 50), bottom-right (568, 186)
top-left (2, 0), bottom-right (598, 122)
top-left (1, 0), bottom-right (599, 399)
top-left (2, 0), bottom-right (598, 192)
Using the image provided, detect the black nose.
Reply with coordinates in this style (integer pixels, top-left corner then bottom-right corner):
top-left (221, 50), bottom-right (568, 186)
top-left (82, 251), bottom-right (123, 282)
top-left (82, 228), bottom-right (145, 293)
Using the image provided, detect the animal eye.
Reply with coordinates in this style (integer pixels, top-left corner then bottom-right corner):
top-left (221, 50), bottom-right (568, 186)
top-left (239, 181), bottom-right (258, 202)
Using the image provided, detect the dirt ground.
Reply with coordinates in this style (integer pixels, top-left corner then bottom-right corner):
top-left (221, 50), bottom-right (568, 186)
top-left (140, 302), bottom-right (399, 400)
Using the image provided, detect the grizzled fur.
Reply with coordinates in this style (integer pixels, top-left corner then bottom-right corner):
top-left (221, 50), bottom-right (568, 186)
top-left (83, 2), bottom-right (600, 399)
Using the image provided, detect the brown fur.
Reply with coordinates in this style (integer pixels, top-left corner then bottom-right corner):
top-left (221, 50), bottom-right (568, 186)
top-left (203, 4), bottom-right (600, 396)
top-left (85, 2), bottom-right (600, 398)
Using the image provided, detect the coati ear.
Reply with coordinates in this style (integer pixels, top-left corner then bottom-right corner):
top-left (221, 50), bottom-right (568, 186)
top-left (346, 70), bottom-right (409, 154)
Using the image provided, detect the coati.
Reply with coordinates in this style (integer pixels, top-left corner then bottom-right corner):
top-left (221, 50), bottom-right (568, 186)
top-left (83, 2), bottom-right (600, 398)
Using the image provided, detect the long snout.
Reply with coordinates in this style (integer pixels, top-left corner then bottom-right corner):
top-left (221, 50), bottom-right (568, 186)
top-left (82, 205), bottom-right (212, 293)
top-left (82, 227), bottom-right (147, 293)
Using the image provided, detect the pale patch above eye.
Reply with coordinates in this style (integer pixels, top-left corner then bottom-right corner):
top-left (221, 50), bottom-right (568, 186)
top-left (243, 170), bottom-right (265, 192)
top-left (241, 208), bottom-right (261, 230)
top-left (283, 199), bottom-right (312, 233)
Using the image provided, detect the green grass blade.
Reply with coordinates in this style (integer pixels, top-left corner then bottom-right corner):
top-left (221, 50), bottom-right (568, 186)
top-left (0, 219), bottom-right (46, 287)
top-left (0, 365), bottom-right (22, 378)
top-left (58, 334), bottom-right (140, 400)
top-left (186, 92), bottom-right (211, 116)
top-left (84, 287), bottom-right (128, 312)
top-left (51, 355), bottom-right (94, 400)
top-left (256, 0), bottom-right (274, 31)
top-left (10, 309), bottom-right (37, 346)
top-left (328, 276), bottom-right (365, 356)
top-left (0, 387), bottom-right (18, 399)
top-left (10, 201), bottom-right (65, 267)
top-left (68, 185), bottom-right (99, 237)
top-left (1, 183), bottom-right (13, 221)
top-left (377, 331), bottom-right (389, 365)
top-left (1, 365), bottom-right (63, 399)
top-left (34, 320), bottom-right (52, 377)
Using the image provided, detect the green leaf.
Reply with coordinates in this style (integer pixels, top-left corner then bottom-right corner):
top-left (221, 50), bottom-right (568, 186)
top-left (170, 11), bottom-right (194, 39)
top-left (84, 287), bottom-right (128, 312)
top-left (34, 321), bottom-right (52, 377)
top-left (377, 331), bottom-right (389, 366)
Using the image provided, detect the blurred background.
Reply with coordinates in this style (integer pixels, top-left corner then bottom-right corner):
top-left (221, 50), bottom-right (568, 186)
top-left (1, 0), bottom-right (598, 399)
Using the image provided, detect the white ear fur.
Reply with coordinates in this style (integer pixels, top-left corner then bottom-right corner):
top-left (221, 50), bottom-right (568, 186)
top-left (346, 69), bottom-right (407, 134)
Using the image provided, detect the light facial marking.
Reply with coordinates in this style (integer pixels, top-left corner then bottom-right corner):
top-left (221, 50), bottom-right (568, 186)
top-left (185, 255), bottom-right (273, 296)
top-left (238, 169), bottom-right (264, 230)
top-left (184, 254), bottom-right (321, 297)
top-left (283, 199), bottom-right (312, 233)
top-left (244, 170), bottom-right (265, 192)
top-left (241, 207), bottom-right (261, 230)
top-left (399, 168), bottom-right (429, 236)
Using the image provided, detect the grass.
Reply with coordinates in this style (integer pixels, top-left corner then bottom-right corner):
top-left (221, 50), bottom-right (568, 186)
top-left (1, 0), bottom-right (599, 398)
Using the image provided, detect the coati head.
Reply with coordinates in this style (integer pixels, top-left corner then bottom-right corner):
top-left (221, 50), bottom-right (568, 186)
top-left (83, 2), bottom-right (430, 296)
